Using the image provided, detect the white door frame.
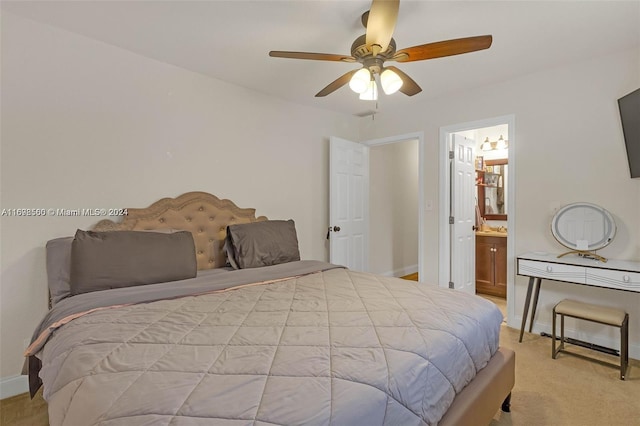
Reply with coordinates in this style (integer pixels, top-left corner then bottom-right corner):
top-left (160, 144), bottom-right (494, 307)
top-left (438, 115), bottom-right (516, 325)
top-left (364, 132), bottom-right (425, 280)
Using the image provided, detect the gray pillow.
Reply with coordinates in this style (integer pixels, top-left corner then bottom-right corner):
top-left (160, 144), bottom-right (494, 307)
top-left (46, 237), bottom-right (74, 306)
top-left (223, 236), bottom-right (239, 269)
top-left (70, 229), bottom-right (197, 295)
top-left (226, 220), bottom-right (300, 269)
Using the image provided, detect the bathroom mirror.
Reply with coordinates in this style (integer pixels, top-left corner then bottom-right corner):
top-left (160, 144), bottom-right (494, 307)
top-left (478, 159), bottom-right (507, 220)
top-left (551, 202), bottom-right (616, 262)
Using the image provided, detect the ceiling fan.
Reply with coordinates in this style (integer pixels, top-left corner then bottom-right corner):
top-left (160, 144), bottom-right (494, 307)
top-left (269, 0), bottom-right (492, 99)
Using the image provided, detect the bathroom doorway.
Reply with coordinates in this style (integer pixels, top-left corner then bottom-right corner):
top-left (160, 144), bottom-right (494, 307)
top-left (438, 115), bottom-right (516, 325)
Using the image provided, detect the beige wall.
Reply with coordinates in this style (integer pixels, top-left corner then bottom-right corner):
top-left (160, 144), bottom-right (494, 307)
top-left (361, 48), bottom-right (640, 358)
top-left (2, 10), bottom-right (639, 395)
top-left (0, 13), bottom-right (359, 386)
top-left (369, 140), bottom-right (419, 276)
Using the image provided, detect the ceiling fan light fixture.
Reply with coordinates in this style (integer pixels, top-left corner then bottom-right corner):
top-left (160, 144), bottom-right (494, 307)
top-left (359, 79), bottom-right (378, 101)
top-left (380, 68), bottom-right (403, 95)
top-left (349, 68), bottom-right (372, 94)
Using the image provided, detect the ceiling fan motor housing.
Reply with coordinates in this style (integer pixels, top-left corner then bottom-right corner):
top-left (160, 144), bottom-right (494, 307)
top-left (351, 34), bottom-right (397, 74)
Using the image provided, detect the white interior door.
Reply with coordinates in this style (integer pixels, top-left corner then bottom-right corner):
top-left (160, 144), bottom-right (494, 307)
top-left (329, 136), bottom-right (369, 271)
top-left (451, 134), bottom-right (476, 293)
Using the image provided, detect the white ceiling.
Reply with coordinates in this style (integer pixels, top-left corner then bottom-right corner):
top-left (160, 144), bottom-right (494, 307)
top-left (3, 1), bottom-right (639, 117)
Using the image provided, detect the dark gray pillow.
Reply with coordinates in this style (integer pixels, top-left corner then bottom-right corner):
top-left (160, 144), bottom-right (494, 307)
top-left (70, 229), bottom-right (197, 295)
top-left (226, 220), bottom-right (300, 269)
top-left (223, 236), bottom-right (239, 269)
top-left (46, 236), bottom-right (74, 306)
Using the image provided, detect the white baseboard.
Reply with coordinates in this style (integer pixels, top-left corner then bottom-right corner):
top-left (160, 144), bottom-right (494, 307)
top-left (0, 375), bottom-right (29, 399)
top-left (378, 264), bottom-right (419, 278)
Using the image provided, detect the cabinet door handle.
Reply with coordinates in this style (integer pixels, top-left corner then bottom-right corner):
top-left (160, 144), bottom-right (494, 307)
top-left (546, 266), bottom-right (553, 272)
top-left (623, 275), bottom-right (630, 283)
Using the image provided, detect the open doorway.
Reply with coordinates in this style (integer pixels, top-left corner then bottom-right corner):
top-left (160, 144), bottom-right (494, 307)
top-left (369, 139), bottom-right (419, 277)
top-left (364, 132), bottom-right (425, 280)
top-left (438, 115), bottom-right (516, 325)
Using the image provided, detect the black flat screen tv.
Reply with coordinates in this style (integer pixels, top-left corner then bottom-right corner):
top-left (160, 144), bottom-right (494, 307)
top-left (618, 88), bottom-right (640, 178)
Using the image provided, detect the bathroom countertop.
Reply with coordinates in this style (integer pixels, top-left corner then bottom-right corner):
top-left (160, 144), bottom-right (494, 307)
top-left (475, 230), bottom-right (508, 237)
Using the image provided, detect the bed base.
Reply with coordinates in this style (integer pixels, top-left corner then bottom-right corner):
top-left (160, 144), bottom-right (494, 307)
top-left (439, 347), bottom-right (515, 426)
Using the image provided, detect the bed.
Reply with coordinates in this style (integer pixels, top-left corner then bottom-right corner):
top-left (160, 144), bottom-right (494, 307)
top-left (26, 191), bottom-right (515, 426)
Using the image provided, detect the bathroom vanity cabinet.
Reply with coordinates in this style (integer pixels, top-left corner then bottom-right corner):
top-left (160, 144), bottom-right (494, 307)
top-left (476, 234), bottom-right (507, 297)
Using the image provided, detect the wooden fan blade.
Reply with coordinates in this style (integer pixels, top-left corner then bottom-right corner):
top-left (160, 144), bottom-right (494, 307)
top-left (269, 51), bottom-right (356, 62)
top-left (316, 70), bottom-right (359, 97)
top-left (385, 66), bottom-right (422, 96)
top-left (365, 0), bottom-right (399, 55)
top-left (393, 35), bottom-right (493, 62)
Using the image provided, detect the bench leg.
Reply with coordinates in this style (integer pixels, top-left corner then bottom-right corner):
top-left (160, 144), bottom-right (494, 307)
top-left (560, 315), bottom-right (565, 352)
top-left (552, 310), bottom-right (565, 359)
top-left (501, 393), bottom-right (512, 413)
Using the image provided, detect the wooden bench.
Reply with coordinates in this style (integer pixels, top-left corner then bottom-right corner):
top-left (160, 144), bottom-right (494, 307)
top-left (552, 299), bottom-right (629, 380)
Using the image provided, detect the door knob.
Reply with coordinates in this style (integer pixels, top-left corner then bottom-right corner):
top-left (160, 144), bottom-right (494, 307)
top-left (326, 226), bottom-right (341, 239)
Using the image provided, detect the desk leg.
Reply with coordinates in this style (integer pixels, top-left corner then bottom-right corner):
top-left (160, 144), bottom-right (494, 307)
top-left (519, 277), bottom-right (535, 343)
top-left (528, 278), bottom-right (542, 333)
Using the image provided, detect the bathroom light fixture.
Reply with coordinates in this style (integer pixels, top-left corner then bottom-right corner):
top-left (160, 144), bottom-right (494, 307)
top-left (481, 135), bottom-right (508, 151)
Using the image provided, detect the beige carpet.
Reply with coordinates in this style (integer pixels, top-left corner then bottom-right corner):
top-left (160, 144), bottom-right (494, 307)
top-left (490, 311), bottom-right (640, 425)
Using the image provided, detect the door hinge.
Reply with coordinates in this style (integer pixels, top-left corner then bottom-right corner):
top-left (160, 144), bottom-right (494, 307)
top-left (448, 281), bottom-right (455, 289)
top-left (449, 151), bottom-right (454, 159)
top-left (449, 216), bottom-right (454, 224)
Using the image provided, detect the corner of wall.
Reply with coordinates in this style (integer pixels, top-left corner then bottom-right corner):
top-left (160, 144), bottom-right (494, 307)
top-left (0, 375), bottom-right (29, 399)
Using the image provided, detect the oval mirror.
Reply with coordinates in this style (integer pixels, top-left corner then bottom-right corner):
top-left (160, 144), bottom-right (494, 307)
top-left (551, 203), bottom-right (616, 255)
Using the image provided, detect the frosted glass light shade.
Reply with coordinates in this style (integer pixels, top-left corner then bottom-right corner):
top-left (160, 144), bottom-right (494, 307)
top-left (496, 135), bottom-right (507, 150)
top-left (380, 69), bottom-right (403, 95)
top-left (349, 68), bottom-right (372, 94)
top-left (481, 137), bottom-right (492, 151)
top-left (359, 80), bottom-right (378, 101)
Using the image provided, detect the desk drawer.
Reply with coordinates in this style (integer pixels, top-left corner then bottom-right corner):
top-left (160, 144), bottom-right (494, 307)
top-left (518, 259), bottom-right (586, 283)
top-left (586, 269), bottom-right (640, 293)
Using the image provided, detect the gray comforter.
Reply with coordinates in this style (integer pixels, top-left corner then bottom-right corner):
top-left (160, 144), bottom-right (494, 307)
top-left (28, 261), bottom-right (502, 426)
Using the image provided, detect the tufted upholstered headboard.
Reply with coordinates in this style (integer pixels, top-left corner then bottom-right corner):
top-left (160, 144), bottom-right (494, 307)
top-left (93, 192), bottom-right (267, 270)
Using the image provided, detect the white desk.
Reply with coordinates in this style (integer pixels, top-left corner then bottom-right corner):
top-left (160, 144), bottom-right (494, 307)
top-left (516, 252), bottom-right (640, 342)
